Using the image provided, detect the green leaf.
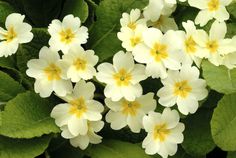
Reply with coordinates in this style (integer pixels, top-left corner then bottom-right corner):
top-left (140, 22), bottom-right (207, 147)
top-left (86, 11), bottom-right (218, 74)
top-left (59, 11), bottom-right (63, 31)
top-left (0, 1), bottom-right (16, 25)
top-left (87, 139), bottom-right (151, 158)
top-left (0, 71), bottom-right (24, 102)
top-left (0, 56), bottom-right (16, 69)
top-left (227, 0), bottom-right (236, 18)
top-left (226, 23), bottom-right (236, 38)
top-left (16, 28), bottom-right (50, 75)
top-left (227, 152), bottom-right (236, 158)
top-left (61, 0), bottom-right (89, 23)
top-left (0, 135), bottom-right (51, 158)
top-left (0, 91), bottom-right (59, 138)
top-left (182, 108), bottom-right (215, 156)
top-left (202, 60), bottom-right (236, 94)
top-left (211, 93), bottom-right (236, 151)
top-left (87, 0), bottom-right (148, 61)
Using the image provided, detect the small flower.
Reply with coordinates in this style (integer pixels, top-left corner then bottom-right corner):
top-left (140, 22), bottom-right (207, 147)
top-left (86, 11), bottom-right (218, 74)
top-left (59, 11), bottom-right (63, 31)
top-left (157, 65), bottom-right (208, 115)
top-left (105, 93), bottom-right (156, 133)
top-left (50, 80), bottom-right (104, 136)
top-left (60, 120), bottom-right (104, 150)
top-left (0, 13), bottom-right (33, 57)
top-left (26, 46), bottom-right (72, 97)
top-left (193, 21), bottom-right (236, 66)
top-left (133, 28), bottom-right (182, 79)
top-left (48, 14), bottom-right (88, 54)
top-left (61, 46), bottom-right (98, 82)
top-left (188, 0), bottom-right (232, 26)
top-left (96, 51), bottom-right (147, 101)
top-left (120, 9), bottom-right (147, 30)
top-left (142, 108), bottom-right (185, 157)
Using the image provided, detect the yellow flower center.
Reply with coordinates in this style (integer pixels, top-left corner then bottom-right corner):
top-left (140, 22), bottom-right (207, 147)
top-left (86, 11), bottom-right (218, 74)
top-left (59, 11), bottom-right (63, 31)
top-left (122, 100), bottom-right (140, 116)
top-left (150, 43), bottom-right (168, 62)
top-left (154, 16), bottom-right (164, 28)
top-left (44, 64), bottom-right (61, 81)
top-left (127, 22), bottom-right (137, 30)
top-left (153, 123), bottom-right (170, 142)
top-left (130, 36), bottom-right (141, 47)
top-left (3, 27), bottom-right (17, 43)
top-left (69, 97), bottom-right (87, 118)
top-left (113, 69), bottom-right (132, 86)
top-left (174, 80), bottom-right (192, 98)
top-left (73, 58), bottom-right (87, 70)
top-left (208, 0), bottom-right (220, 11)
top-left (59, 28), bottom-right (75, 44)
top-left (206, 40), bottom-right (218, 53)
top-left (185, 36), bottom-right (197, 53)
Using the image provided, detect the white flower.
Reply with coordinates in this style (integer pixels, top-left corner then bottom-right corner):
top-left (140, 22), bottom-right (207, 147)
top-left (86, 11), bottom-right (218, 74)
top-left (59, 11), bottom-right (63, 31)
top-left (178, 20), bottom-right (202, 66)
top-left (157, 65), bottom-right (208, 115)
top-left (26, 46), bottom-right (72, 98)
top-left (142, 108), bottom-right (185, 158)
top-left (188, 0), bottom-right (232, 26)
top-left (149, 15), bottom-right (178, 33)
top-left (221, 52), bottom-right (236, 69)
top-left (0, 13), bottom-right (33, 57)
top-left (117, 25), bottom-right (147, 52)
top-left (48, 14), bottom-right (88, 54)
top-left (60, 120), bottom-right (104, 150)
top-left (193, 21), bottom-right (236, 66)
top-left (61, 46), bottom-right (98, 82)
top-left (105, 93), bottom-right (156, 133)
top-left (120, 9), bottom-right (147, 30)
top-left (133, 28), bottom-right (182, 79)
top-left (96, 51), bottom-right (147, 101)
top-left (50, 80), bottom-right (104, 136)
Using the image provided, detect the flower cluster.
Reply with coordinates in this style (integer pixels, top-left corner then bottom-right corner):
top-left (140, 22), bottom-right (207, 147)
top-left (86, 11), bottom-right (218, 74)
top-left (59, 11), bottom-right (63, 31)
top-left (0, 0), bottom-right (235, 157)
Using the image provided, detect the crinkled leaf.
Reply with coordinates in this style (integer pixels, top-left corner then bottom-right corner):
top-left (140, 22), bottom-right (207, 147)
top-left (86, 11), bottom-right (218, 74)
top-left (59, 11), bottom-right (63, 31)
top-left (0, 135), bottom-right (51, 158)
top-left (87, 139), bottom-right (151, 158)
top-left (202, 60), bottom-right (236, 94)
top-left (182, 108), bottom-right (215, 156)
top-left (0, 1), bottom-right (16, 25)
top-left (0, 91), bottom-right (59, 138)
top-left (211, 93), bottom-right (236, 151)
top-left (0, 71), bottom-right (24, 102)
top-left (226, 23), bottom-right (236, 38)
top-left (87, 0), bottom-right (148, 61)
top-left (61, 0), bottom-right (89, 23)
top-left (227, 152), bottom-right (236, 158)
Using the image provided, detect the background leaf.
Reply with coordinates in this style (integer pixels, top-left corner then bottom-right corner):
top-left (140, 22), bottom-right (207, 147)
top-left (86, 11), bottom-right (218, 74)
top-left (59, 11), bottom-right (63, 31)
top-left (0, 1), bottom-right (16, 26)
top-left (211, 93), bottom-right (236, 151)
top-left (227, 152), bottom-right (236, 158)
top-left (0, 91), bottom-right (59, 138)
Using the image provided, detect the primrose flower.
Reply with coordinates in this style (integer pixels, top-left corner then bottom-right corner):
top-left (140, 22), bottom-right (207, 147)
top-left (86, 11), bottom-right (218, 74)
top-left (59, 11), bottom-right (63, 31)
top-left (142, 108), bottom-right (185, 158)
top-left (96, 51), bottom-right (147, 101)
top-left (48, 14), bottom-right (88, 54)
top-left (157, 65), bottom-right (208, 115)
top-left (105, 93), bottom-right (156, 133)
top-left (50, 80), bottom-right (104, 136)
top-left (0, 13), bottom-right (33, 57)
top-left (26, 46), bottom-right (72, 98)
top-left (61, 46), bottom-right (98, 82)
top-left (188, 0), bottom-right (232, 26)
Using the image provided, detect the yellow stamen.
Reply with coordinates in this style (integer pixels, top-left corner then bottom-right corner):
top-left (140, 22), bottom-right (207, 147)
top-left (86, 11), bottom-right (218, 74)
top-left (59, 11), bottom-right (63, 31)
top-left (73, 58), bottom-right (87, 70)
top-left (113, 69), bottom-right (132, 86)
top-left (59, 29), bottom-right (75, 44)
top-left (3, 27), bottom-right (17, 43)
top-left (154, 16), bottom-right (164, 28)
top-left (153, 123), bottom-right (170, 142)
top-left (128, 22), bottom-right (137, 30)
top-left (122, 100), bottom-right (140, 116)
top-left (44, 64), bottom-right (61, 81)
top-left (150, 43), bottom-right (168, 62)
top-left (130, 36), bottom-right (141, 47)
top-left (69, 97), bottom-right (87, 118)
top-left (208, 0), bottom-right (220, 11)
top-left (206, 40), bottom-right (218, 53)
top-left (185, 36), bottom-right (197, 53)
top-left (174, 80), bottom-right (192, 98)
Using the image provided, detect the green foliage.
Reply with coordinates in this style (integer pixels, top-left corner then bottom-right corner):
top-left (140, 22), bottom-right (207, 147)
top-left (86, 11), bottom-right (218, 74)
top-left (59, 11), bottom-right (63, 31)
top-left (226, 23), bottom-right (236, 38)
top-left (0, 91), bottom-right (59, 138)
top-left (182, 109), bottom-right (215, 156)
top-left (202, 60), bottom-right (236, 94)
top-left (61, 0), bottom-right (89, 23)
top-left (211, 93), bottom-right (236, 151)
top-left (0, 135), bottom-right (52, 158)
top-left (227, 152), bottom-right (236, 158)
top-left (87, 139), bottom-right (151, 158)
top-left (0, 71), bottom-right (25, 102)
top-left (87, 0), bottom-right (148, 61)
top-left (0, 1), bottom-right (16, 26)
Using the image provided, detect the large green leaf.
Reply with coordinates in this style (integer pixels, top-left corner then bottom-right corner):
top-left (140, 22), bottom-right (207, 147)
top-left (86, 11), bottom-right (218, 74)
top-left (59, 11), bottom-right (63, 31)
top-left (202, 60), bottom-right (236, 94)
top-left (0, 1), bottom-right (16, 25)
top-left (227, 152), bottom-right (236, 158)
top-left (0, 91), bottom-right (59, 138)
top-left (61, 0), bottom-right (89, 23)
top-left (227, 0), bottom-right (236, 18)
top-left (226, 23), bottom-right (236, 38)
top-left (182, 109), bottom-right (215, 156)
top-left (87, 139), bottom-right (151, 158)
top-left (0, 71), bottom-right (24, 102)
top-left (87, 0), bottom-right (148, 61)
top-left (211, 93), bottom-right (236, 151)
top-left (0, 135), bottom-right (51, 158)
